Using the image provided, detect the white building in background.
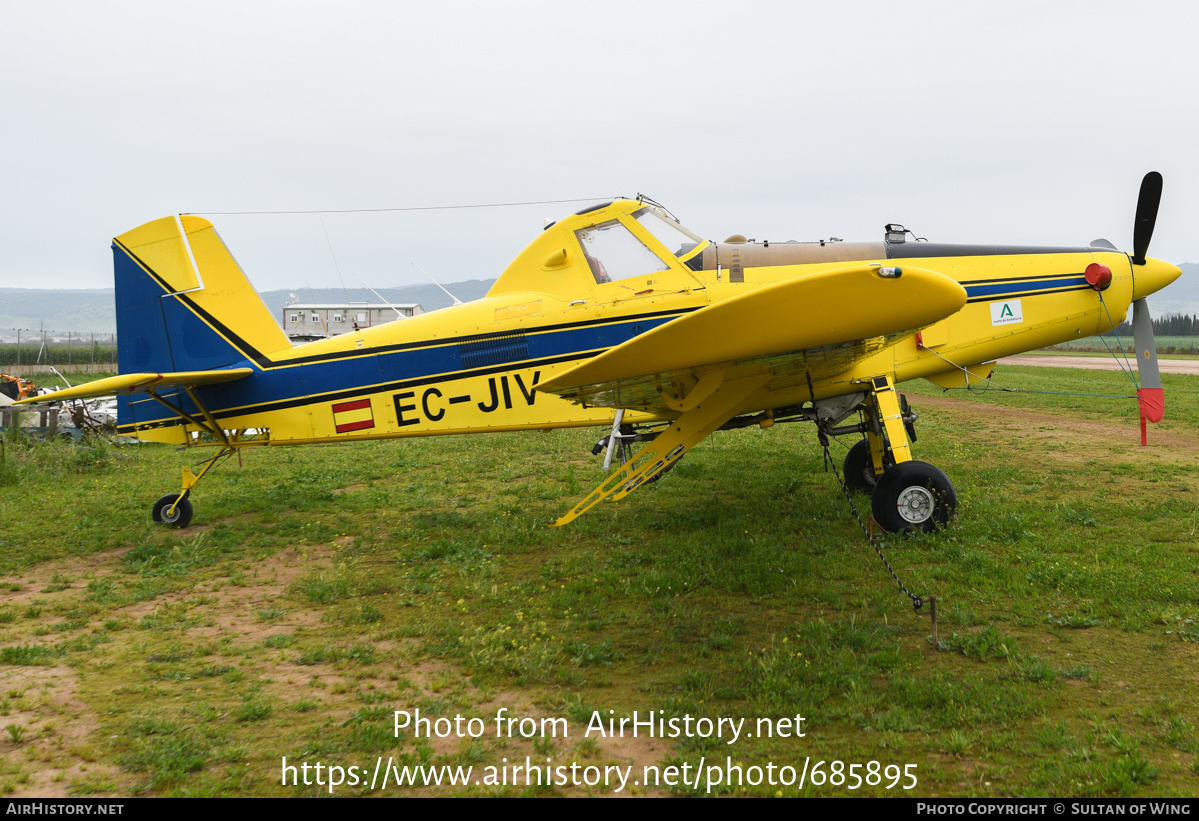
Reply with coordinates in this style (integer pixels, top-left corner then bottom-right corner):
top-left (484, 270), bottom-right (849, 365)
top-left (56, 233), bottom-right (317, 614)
top-left (283, 302), bottom-right (423, 342)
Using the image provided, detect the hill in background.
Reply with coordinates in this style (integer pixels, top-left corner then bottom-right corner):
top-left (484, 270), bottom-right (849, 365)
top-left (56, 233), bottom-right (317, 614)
top-left (0, 279), bottom-right (498, 336)
top-left (2, 263), bottom-right (1197, 336)
top-left (0, 288), bottom-right (119, 335)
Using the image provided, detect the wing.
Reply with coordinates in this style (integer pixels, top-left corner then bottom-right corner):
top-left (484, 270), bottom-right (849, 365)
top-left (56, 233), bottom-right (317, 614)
top-left (15, 369), bottom-right (253, 405)
top-left (537, 263), bottom-right (967, 412)
top-left (545, 263), bottom-right (967, 525)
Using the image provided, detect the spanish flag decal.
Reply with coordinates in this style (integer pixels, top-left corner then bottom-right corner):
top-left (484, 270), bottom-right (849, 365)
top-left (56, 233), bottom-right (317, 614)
top-left (332, 399), bottom-right (374, 433)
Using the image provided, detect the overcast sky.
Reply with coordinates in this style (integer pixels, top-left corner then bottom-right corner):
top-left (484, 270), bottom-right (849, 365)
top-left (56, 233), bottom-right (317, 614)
top-left (2, 1), bottom-right (1197, 294)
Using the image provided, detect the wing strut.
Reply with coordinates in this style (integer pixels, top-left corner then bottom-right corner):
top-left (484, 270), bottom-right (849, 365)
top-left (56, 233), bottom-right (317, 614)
top-left (144, 388), bottom-right (230, 446)
top-left (551, 371), bottom-right (770, 526)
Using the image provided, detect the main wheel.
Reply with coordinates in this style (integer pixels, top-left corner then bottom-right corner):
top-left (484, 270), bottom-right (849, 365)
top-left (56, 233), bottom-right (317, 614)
top-left (152, 494), bottom-right (194, 528)
top-left (843, 439), bottom-right (895, 493)
top-left (871, 461), bottom-right (956, 534)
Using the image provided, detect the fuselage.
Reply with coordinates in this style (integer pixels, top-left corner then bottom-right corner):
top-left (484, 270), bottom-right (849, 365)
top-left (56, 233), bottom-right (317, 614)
top-left (113, 200), bottom-right (1181, 446)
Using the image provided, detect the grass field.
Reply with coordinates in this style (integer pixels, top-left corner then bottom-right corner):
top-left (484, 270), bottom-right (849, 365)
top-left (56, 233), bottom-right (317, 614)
top-left (0, 365), bottom-right (1196, 797)
top-left (1045, 336), bottom-right (1199, 355)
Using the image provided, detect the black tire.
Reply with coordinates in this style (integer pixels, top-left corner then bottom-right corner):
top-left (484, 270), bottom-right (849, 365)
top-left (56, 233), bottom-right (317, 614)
top-left (843, 439), bottom-right (894, 493)
top-left (871, 461), bottom-right (956, 534)
top-left (152, 494), bottom-right (193, 528)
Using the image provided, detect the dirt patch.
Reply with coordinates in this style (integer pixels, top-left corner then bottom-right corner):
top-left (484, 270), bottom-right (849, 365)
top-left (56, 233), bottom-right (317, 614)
top-left (0, 664), bottom-right (125, 797)
top-left (119, 545), bottom-right (334, 642)
top-left (332, 483), bottom-right (369, 495)
top-left (0, 542), bottom-right (348, 796)
top-left (253, 645), bottom-right (672, 796)
top-left (169, 511), bottom-right (260, 537)
top-left (579, 729), bottom-right (673, 797)
top-left (0, 547), bottom-right (132, 609)
top-left (915, 394), bottom-right (1199, 454)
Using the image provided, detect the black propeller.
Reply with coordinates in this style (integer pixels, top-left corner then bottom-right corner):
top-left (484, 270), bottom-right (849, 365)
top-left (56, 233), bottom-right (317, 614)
top-left (1131, 171), bottom-right (1162, 266)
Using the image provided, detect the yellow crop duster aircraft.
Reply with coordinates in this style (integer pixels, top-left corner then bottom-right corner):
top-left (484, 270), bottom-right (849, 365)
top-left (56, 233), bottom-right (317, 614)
top-left (20, 175), bottom-right (1181, 533)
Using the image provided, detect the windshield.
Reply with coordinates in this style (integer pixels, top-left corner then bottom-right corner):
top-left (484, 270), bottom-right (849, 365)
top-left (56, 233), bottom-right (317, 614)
top-left (632, 206), bottom-right (704, 257)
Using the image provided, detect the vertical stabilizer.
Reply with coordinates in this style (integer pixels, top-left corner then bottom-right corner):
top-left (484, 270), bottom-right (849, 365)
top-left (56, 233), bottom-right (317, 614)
top-left (113, 216), bottom-right (292, 374)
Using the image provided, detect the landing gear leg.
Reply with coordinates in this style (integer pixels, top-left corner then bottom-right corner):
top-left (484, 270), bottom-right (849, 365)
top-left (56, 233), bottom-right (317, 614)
top-left (150, 446), bottom-right (232, 528)
top-left (863, 375), bottom-right (912, 476)
top-left (863, 375), bottom-right (956, 533)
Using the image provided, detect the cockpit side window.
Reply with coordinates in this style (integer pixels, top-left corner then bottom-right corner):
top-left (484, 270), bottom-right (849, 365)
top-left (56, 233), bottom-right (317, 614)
top-left (574, 220), bottom-right (669, 285)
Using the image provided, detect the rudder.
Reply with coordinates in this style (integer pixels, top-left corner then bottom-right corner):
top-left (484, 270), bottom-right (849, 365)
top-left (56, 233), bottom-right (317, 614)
top-left (113, 215), bottom-right (292, 374)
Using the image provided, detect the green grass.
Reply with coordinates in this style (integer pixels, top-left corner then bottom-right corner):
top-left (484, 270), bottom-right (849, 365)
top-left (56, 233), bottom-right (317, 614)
top-left (1044, 336), bottom-right (1199, 355)
top-left (0, 364), bottom-right (1196, 796)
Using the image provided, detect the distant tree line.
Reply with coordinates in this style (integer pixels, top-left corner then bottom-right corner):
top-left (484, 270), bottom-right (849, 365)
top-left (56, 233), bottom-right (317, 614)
top-left (1103, 313), bottom-right (1199, 337)
top-left (0, 335), bottom-right (118, 367)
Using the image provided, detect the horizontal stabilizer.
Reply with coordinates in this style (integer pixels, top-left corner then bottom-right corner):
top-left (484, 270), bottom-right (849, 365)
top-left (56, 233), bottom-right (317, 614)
top-left (538, 263), bottom-right (967, 399)
top-left (15, 369), bottom-right (253, 405)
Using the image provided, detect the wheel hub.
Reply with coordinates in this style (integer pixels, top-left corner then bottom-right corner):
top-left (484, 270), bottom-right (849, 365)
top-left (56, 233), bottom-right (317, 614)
top-left (895, 486), bottom-right (934, 524)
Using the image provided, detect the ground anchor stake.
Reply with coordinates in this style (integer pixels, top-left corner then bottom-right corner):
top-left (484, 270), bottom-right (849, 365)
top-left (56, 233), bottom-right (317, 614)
top-left (930, 595), bottom-right (938, 651)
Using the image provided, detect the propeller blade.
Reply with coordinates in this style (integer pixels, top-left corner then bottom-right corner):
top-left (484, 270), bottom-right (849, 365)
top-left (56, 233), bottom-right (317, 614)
top-left (1132, 297), bottom-right (1162, 393)
top-left (1131, 171), bottom-right (1162, 265)
top-left (1131, 298), bottom-right (1164, 445)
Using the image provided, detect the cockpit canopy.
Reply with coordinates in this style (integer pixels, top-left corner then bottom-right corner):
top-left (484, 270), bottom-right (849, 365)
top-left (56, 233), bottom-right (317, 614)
top-left (488, 199), bottom-right (708, 300)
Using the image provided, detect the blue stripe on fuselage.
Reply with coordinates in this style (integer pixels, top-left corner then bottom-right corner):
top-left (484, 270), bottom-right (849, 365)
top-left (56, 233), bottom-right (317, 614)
top-left (963, 275), bottom-right (1087, 300)
top-left (122, 313), bottom-right (682, 427)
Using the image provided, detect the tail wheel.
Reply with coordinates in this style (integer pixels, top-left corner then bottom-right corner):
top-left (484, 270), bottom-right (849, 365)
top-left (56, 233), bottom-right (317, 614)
top-left (871, 461), bottom-right (956, 533)
top-left (843, 438), bottom-right (895, 493)
top-left (152, 494), bottom-right (193, 528)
